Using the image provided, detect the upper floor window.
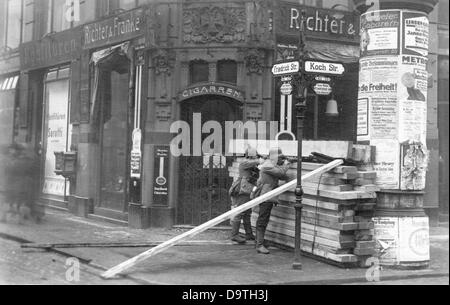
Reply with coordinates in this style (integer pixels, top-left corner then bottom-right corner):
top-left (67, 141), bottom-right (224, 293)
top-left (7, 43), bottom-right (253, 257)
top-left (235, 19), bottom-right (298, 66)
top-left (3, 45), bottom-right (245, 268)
top-left (50, 0), bottom-right (71, 32)
top-left (217, 60), bottom-right (237, 85)
top-left (106, 0), bottom-right (139, 15)
top-left (0, 0), bottom-right (22, 51)
top-left (46, 0), bottom-right (96, 34)
top-left (22, 0), bottom-right (34, 42)
top-left (190, 60), bottom-right (209, 84)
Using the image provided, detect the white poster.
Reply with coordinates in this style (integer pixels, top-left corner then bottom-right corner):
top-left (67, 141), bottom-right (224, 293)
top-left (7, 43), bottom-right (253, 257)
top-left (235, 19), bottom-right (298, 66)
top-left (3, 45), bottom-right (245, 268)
top-left (357, 57), bottom-right (399, 141)
top-left (357, 98), bottom-right (369, 137)
top-left (371, 139), bottom-right (400, 189)
top-left (398, 55), bottom-right (428, 144)
top-left (398, 217), bottom-right (430, 262)
top-left (402, 12), bottom-right (429, 57)
top-left (360, 10), bottom-right (401, 58)
top-left (42, 80), bottom-right (71, 196)
top-left (373, 217), bottom-right (400, 265)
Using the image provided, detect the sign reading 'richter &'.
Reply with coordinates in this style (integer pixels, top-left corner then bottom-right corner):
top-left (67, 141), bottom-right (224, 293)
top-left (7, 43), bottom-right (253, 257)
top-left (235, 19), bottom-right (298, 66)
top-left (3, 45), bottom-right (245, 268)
top-left (83, 8), bottom-right (144, 49)
top-left (275, 3), bottom-right (359, 42)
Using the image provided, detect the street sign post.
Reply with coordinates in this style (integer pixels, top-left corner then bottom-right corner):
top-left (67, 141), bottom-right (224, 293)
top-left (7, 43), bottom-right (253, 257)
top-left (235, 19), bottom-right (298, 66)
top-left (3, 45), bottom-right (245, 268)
top-left (314, 75), bottom-right (332, 82)
top-left (280, 82), bottom-right (293, 95)
top-left (313, 83), bottom-right (332, 95)
top-left (304, 60), bottom-right (345, 75)
top-left (272, 61), bottom-right (300, 76)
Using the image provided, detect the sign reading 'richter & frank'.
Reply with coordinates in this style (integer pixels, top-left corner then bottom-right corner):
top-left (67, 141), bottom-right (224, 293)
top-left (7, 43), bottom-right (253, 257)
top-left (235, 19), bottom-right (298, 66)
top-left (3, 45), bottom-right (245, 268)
top-left (83, 8), bottom-right (145, 49)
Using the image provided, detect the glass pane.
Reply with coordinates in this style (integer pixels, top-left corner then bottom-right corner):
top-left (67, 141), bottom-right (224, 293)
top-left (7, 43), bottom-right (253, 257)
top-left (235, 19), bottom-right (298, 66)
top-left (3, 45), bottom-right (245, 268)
top-left (74, 0), bottom-right (95, 26)
top-left (100, 69), bottom-right (129, 211)
top-left (42, 79), bottom-right (70, 196)
top-left (190, 61), bottom-right (209, 84)
top-left (119, 0), bottom-right (136, 10)
top-left (52, 0), bottom-right (71, 32)
top-left (0, 90), bottom-right (15, 145)
top-left (0, 1), bottom-right (6, 49)
top-left (217, 60), bottom-right (237, 84)
top-left (22, 0), bottom-right (34, 42)
top-left (6, 0), bottom-right (22, 49)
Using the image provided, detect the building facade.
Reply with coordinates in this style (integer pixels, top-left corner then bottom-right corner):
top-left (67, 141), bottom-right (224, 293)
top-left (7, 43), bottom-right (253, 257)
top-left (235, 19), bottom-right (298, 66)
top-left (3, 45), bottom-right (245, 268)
top-left (0, 0), bottom-right (447, 228)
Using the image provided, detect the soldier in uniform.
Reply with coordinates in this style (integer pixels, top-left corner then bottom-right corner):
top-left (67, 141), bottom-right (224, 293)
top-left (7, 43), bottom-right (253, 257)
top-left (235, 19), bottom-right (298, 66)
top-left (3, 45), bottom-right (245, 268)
top-left (229, 147), bottom-right (263, 244)
top-left (254, 147), bottom-right (291, 254)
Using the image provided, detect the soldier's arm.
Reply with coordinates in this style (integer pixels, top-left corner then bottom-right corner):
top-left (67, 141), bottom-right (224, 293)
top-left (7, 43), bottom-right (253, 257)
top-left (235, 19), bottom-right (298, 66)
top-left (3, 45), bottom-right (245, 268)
top-left (239, 160), bottom-right (260, 171)
top-left (260, 164), bottom-right (289, 180)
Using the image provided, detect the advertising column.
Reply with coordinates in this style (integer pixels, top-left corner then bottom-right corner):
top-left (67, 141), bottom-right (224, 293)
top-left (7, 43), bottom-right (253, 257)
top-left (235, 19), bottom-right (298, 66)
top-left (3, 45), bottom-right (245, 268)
top-left (356, 8), bottom-right (432, 267)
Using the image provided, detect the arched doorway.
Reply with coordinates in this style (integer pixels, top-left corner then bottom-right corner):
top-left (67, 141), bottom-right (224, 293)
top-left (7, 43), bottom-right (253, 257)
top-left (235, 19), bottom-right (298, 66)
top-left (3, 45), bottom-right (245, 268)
top-left (178, 95), bottom-right (243, 225)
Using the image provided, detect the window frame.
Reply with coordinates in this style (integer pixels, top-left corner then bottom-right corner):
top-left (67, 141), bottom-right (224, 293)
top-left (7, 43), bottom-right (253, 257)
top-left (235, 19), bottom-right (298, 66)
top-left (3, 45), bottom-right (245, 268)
top-left (217, 59), bottom-right (238, 85)
top-left (1, 0), bottom-right (24, 51)
top-left (106, 0), bottom-right (139, 15)
top-left (189, 60), bottom-right (210, 85)
top-left (47, 0), bottom-right (97, 34)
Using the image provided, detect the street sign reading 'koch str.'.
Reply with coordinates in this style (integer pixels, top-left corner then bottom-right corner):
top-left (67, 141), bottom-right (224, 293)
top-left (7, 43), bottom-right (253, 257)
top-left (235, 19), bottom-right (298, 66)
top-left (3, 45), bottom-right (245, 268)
top-left (272, 61), bottom-right (300, 76)
top-left (305, 60), bottom-right (345, 75)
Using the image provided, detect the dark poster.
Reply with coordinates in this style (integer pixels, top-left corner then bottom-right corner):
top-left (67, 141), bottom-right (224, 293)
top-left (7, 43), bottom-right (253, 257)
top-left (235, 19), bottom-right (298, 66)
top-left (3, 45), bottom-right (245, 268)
top-left (153, 145), bottom-right (170, 205)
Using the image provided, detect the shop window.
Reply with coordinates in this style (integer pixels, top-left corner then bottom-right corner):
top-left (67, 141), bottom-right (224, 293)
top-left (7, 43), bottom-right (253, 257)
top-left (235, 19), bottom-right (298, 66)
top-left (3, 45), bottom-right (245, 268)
top-left (280, 63), bottom-right (358, 141)
top-left (0, 75), bottom-right (19, 145)
top-left (42, 66), bottom-right (72, 197)
top-left (189, 60), bottom-right (209, 84)
top-left (217, 60), bottom-right (237, 85)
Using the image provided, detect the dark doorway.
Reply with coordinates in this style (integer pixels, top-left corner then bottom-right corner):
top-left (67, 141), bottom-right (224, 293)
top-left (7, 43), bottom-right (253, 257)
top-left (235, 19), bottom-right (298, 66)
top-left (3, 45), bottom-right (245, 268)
top-left (178, 96), bottom-right (242, 225)
top-left (96, 55), bottom-right (132, 220)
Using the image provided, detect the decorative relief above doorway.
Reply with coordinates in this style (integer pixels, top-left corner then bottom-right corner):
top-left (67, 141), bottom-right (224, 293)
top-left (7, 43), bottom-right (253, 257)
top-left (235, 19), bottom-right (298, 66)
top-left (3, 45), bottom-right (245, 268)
top-left (182, 5), bottom-right (246, 44)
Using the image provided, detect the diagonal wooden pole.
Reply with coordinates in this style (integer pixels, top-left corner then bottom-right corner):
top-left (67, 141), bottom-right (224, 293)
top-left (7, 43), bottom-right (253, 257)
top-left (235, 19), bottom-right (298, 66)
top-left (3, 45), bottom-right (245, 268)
top-left (101, 159), bottom-right (343, 279)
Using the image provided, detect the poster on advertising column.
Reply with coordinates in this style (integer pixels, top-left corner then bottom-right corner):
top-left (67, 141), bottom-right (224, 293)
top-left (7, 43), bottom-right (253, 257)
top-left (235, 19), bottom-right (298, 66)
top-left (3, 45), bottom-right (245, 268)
top-left (358, 9), bottom-right (430, 190)
top-left (360, 10), bottom-right (401, 58)
top-left (397, 12), bottom-right (429, 191)
top-left (357, 57), bottom-right (399, 141)
top-left (371, 139), bottom-right (400, 189)
top-left (402, 12), bottom-right (429, 57)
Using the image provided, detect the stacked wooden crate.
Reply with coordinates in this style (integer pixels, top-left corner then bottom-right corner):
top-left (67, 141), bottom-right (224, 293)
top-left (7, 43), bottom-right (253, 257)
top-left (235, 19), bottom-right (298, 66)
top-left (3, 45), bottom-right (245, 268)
top-left (229, 159), bottom-right (378, 268)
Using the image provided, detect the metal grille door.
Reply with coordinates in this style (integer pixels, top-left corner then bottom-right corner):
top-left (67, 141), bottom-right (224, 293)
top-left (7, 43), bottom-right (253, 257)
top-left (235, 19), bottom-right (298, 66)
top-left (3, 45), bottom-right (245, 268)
top-left (178, 154), bottom-right (232, 225)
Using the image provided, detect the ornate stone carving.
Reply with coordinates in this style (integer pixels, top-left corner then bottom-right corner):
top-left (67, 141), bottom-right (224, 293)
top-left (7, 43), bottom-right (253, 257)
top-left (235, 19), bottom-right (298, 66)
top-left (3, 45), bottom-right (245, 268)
top-left (152, 49), bottom-right (175, 76)
top-left (182, 5), bottom-right (246, 44)
top-left (146, 5), bottom-right (161, 47)
top-left (246, 104), bottom-right (263, 122)
top-left (244, 49), bottom-right (264, 75)
top-left (254, 0), bottom-right (273, 42)
top-left (155, 104), bottom-right (172, 121)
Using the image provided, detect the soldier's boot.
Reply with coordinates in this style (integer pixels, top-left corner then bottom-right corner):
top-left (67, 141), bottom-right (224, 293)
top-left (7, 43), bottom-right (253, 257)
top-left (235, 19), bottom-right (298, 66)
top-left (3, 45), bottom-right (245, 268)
top-left (256, 229), bottom-right (270, 254)
top-left (243, 214), bottom-right (255, 240)
top-left (230, 220), bottom-right (246, 244)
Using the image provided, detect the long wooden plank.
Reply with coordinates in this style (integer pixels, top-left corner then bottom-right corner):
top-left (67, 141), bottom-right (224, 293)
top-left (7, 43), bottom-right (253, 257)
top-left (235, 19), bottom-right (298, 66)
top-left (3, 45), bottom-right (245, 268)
top-left (21, 240), bottom-right (238, 249)
top-left (101, 159), bottom-right (344, 278)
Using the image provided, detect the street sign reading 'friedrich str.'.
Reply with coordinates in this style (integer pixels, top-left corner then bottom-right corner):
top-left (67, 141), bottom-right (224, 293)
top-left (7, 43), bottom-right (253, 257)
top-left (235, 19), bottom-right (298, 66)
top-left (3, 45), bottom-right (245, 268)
top-left (272, 61), bottom-right (300, 76)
